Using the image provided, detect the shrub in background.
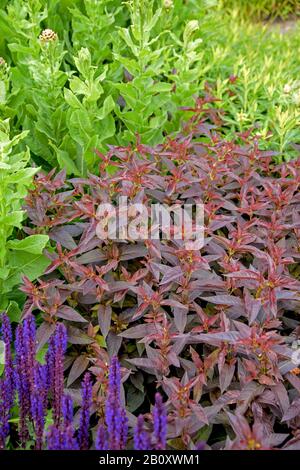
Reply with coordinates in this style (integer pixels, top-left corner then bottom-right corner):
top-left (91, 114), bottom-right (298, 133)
top-left (1, 0), bottom-right (300, 173)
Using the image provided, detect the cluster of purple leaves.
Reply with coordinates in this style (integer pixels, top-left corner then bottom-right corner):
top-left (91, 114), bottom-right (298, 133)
top-left (0, 314), bottom-right (167, 450)
top-left (21, 94), bottom-right (300, 449)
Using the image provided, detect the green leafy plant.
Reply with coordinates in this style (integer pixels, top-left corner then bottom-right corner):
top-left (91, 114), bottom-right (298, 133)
top-left (0, 120), bottom-right (49, 311)
top-left (63, 47), bottom-right (116, 172)
top-left (111, 0), bottom-right (174, 143)
top-left (1, 0), bottom-right (300, 172)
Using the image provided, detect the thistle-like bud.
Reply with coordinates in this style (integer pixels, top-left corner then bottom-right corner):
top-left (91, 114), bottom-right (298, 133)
top-left (0, 57), bottom-right (6, 67)
top-left (39, 29), bottom-right (58, 43)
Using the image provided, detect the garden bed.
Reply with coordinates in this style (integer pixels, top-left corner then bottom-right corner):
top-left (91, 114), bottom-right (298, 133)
top-left (0, 0), bottom-right (300, 453)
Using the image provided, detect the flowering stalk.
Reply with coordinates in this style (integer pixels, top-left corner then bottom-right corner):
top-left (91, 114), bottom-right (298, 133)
top-left (78, 373), bottom-right (92, 450)
top-left (31, 364), bottom-right (47, 449)
top-left (0, 381), bottom-right (8, 449)
top-left (105, 356), bottom-right (125, 450)
top-left (1, 314), bottom-right (14, 409)
top-left (23, 314), bottom-right (36, 395)
top-left (47, 395), bottom-right (79, 450)
top-left (47, 425), bottom-right (61, 450)
top-left (62, 395), bottom-right (73, 428)
top-left (120, 408), bottom-right (128, 450)
top-left (62, 395), bottom-right (78, 450)
top-left (134, 415), bottom-right (151, 450)
top-left (52, 323), bottom-right (67, 426)
top-left (0, 313), bottom-right (14, 448)
top-left (96, 425), bottom-right (107, 450)
top-left (152, 393), bottom-right (167, 450)
top-left (15, 323), bottom-right (30, 447)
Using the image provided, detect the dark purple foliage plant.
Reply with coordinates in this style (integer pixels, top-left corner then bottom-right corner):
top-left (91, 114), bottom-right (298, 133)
top-left (2, 94), bottom-right (300, 449)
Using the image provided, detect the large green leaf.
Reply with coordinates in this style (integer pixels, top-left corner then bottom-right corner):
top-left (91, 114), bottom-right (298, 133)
top-left (5, 251), bottom-right (50, 292)
top-left (7, 234), bottom-right (49, 254)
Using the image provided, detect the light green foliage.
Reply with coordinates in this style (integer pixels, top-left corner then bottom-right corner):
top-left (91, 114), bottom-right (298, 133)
top-left (0, 0), bottom-right (300, 168)
top-left (0, 120), bottom-right (49, 309)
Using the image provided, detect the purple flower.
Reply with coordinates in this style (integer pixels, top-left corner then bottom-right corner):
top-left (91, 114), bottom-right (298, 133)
top-left (46, 334), bottom-right (55, 393)
top-left (23, 314), bottom-right (36, 394)
top-left (0, 314), bottom-right (15, 448)
top-left (120, 408), bottom-right (128, 450)
top-left (0, 380), bottom-right (8, 449)
top-left (51, 323), bottom-right (67, 426)
top-left (95, 424), bottom-right (107, 450)
top-left (105, 356), bottom-right (124, 450)
top-left (31, 392), bottom-right (45, 449)
top-left (195, 440), bottom-right (206, 450)
top-left (31, 364), bottom-right (47, 449)
top-left (61, 426), bottom-right (79, 450)
top-left (1, 314), bottom-right (14, 409)
top-left (47, 395), bottom-right (78, 451)
top-left (62, 395), bottom-right (73, 428)
top-left (134, 415), bottom-right (151, 450)
top-left (15, 323), bottom-right (30, 446)
top-left (78, 373), bottom-right (92, 450)
top-left (15, 316), bottom-right (41, 447)
top-left (47, 425), bottom-right (61, 450)
top-left (152, 393), bottom-right (167, 450)
top-left (61, 395), bottom-right (78, 450)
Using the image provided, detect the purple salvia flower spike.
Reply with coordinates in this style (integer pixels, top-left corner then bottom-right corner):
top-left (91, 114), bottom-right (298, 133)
top-left (46, 334), bottom-right (55, 396)
top-left (31, 392), bottom-right (45, 450)
top-left (105, 356), bottom-right (122, 450)
top-left (119, 409), bottom-right (128, 450)
top-left (61, 395), bottom-right (78, 450)
top-left (0, 380), bottom-right (8, 449)
top-left (62, 395), bottom-right (73, 427)
top-left (52, 323), bottom-right (67, 426)
top-left (134, 415), bottom-right (151, 450)
top-left (96, 424), bottom-right (107, 450)
top-left (61, 426), bottom-right (79, 450)
top-left (31, 364), bottom-right (47, 450)
top-left (15, 324), bottom-right (30, 447)
top-left (153, 393), bottom-right (167, 450)
top-left (0, 314), bottom-right (15, 448)
top-left (1, 314), bottom-right (14, 409)
top-left (47, 425), bottom-right (61, 450)
top-left (78, 373), bottom-right (92, 450)
top-left (23, 314), bottom-right (36, 395)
